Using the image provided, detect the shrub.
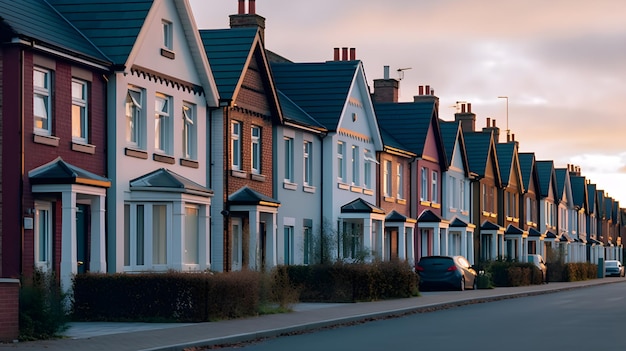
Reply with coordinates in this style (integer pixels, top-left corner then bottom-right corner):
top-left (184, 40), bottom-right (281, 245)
top-left (19, 270), bottom-right (68, 341)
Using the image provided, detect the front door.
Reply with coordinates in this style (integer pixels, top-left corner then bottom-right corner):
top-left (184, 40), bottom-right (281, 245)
top-left (76, 204), bottom-right (89, 274)
top-left (231, 217), bottom-right (242, 271)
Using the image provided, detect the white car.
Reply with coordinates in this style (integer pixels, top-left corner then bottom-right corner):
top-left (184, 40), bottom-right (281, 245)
top-left (605, 260), bottom-right (625, 277)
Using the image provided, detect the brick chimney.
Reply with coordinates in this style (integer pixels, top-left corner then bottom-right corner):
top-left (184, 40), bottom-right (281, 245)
top-left (454, 102), bottom-right (476, 133)
top-left (372, 66), bottom-right (399, 103)
top-left (331, 47), bottom-right (357, 61)
top-left (482, 118), bottom-right (500, 143)
top-left (230, 0), bottom-right (266, 43)
top-left (413, 85), bottom-right (439, 111)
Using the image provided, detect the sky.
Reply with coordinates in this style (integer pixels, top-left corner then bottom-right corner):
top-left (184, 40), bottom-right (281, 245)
top-left (190, 0), bottom-right (626, 205)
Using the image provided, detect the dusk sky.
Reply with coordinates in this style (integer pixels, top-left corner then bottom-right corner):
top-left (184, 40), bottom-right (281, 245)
top-left (190, 0), bottom-right (626, 204)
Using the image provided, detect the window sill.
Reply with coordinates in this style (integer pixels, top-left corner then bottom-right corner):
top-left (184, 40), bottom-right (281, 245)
top-left (337, 183), bottom-right (350, 190)
top-left (153, 153), bottom-right (175, 164)
top-left (180, 158), bottom-right (199, 169)
top-left (125, 147), bottom-right (148, 159)
top-left (72, 141), bottom-right (96, 154)
top-left (33, 134), bottom-right (59, 147)
top-left (363, 189), bottom-right (374, 196)
top-left (303, 185), bottom-right (316, 193)
top-left (231, 169), bottom-right (247, 178)
top-left (350, 186), bottom-right (362, 193)
top-left (461, 211), bottom-right (470, 216)
top-left (251, 173), bottom-right (266, 182)
top-left (490, 213), bottom-right (497, 218)
top-left (431, 203), bottom-right (441, 209)
top-left (283, 181), bottom-right (297, 190)
top-left (160, 48), bottom-right (175, 59)
top-left (397, 199), bottom-right (407, 205)
top-left (420, 200), bottom-right (431, 206)
top-left (384, 196), bottom-right (395, 203)
top-left (449, 208), bottom-right (458, 213)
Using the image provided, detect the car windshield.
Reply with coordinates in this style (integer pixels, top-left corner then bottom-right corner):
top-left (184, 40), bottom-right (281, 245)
top-left (606, 261), bottom-right (619, 267)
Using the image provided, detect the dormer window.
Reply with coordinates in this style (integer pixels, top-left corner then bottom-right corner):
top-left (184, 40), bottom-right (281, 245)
top-left (161, 20), bottom-right (175, 59)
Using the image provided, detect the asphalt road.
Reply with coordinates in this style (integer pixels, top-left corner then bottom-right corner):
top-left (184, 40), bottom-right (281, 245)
top-left (221, 282), bottom-right (626, 351)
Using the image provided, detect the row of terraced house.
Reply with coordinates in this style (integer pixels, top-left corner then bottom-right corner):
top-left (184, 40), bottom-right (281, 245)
top-left (2, 0), bottom-right (625, 296)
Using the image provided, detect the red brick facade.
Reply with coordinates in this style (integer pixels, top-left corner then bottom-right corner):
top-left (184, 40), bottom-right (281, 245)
top-left (0, 279), bottom-right (19, 342)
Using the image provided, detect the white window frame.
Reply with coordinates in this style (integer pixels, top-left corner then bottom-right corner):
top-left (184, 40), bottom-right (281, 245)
top-left (284, 226), bottom-right (294, 265)
top-left (182, 103), bottom-right (196, 160)
top-left (34, 201), bottom-right (53, 272)
top-left (34, 67), bottom-right (52, 135)
top-left (232, 217), bottom-right (243, 270)
top-left (162, 20), bottom-right (173, 50)
top-left (420, 167), bottom-right (428, 201)
top-left (155, 94), bottom-right (171, 154)
top-left (72, 79), bottom-right (88, 143)
top-left (351, 145), bottom-right (359, 185)
top-left (431, 171), bottom-right (438, 203)
top-left (337, 141), bottom-right (345, 182)
top-left (397, 163), bottom-right (404, 199)
top-left (231, 121), bottom-right (242, 170)
top-left (123, 202), bottom-right (171, 271)
top-left (383, 160), bottom-right (392, 197)
top-left (363, 149), bottom-right (376, 190)
top-left (126, 88), bottom-right (143, 147)
top-left (184, 205), bottom-right (199, 265)
top-left (303, 141), bottom-right (312, 186)
top-left (251, 126), bottom-right (261, 174)
top-left (284, 137), bottom-right (294, 182)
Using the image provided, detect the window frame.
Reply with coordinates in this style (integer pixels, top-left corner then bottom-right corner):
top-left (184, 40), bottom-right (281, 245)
top-left (351, 145), bottom-right (359, 185)
top-left (34, 67), bottom-right (52, 135)
top-left (231, 121), bottom-right (242, 170)
top-left (184, 205), bottom-right (199, 265)
top-left (154, 93), bottom-right (172, 154)
top-left (397, 163), bottom-right (404, 199)
top-left (126, 88), bottom-right (143, 147)
top-left (303, 141), bottom-right (312, 186)
top-left (420, 167), bottom-right (428, 201)
top-left (337, 141), bottom-right (345, 182)
top-left (431, 171), bottom-right (438, 203)
top-left (182, 103), bottom-right (196, 160)
top-left (34, 201), bottom-right (53, 272)
top-left (71, 78), bottom-right (88, 143)
top-left (251, 125), bottom-right (261, 174)
top-left (162, 20), bottom-right (173, 50)
top-left (284, 137), bottom-right (294, 182)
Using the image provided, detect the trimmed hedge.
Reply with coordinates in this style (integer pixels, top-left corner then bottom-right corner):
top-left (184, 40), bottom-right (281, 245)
top-left (482, 261), bottom-right (543, 287)
top-left (72, 271), bottom-right (261, 322)
top-left (284, 260), bottom-right (418, 302)
top-left (547, 262), bottom-right (597, 282)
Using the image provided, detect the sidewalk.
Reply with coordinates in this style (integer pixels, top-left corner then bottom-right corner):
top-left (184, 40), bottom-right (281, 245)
top-left (2, 278), bottom-right (623, 351)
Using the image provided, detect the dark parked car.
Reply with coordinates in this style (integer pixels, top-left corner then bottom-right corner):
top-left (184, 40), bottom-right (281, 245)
top-left (605, 260), bottom-right (625, 277)
top-left (416, 255), bottom-right (477, 291)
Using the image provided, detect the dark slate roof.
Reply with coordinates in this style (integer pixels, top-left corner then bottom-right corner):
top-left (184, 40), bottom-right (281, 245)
top-left (559, 233), bottom-right (572, 242)
top-left (439, 121), bottom-right (459, 165)
top-left (449, 218), bottom-right (469, 227)
top-left (545, 230), bottom-right (557, 239)
top-left (518, 152), bottom-right (535, 190)
top-left (130, 168), bottom-right (212, 196)
top-left (48, 0), bottom-right (153, 66)
top-left (417, 210), bottom-right (443, 223)
top-left (480, 221), bottom-right (501, 230)
top-left (463, 132), bottom-right (494, 177)
top-left (587, 183), bottom-right (597, 213)
top-left (270, 60), bottom-right (359, 130)
top-left (341, 198), bottom-right (384, 214)
top-left (528, 227), bottom-right (543, 237)
top-left (385, 210), bottom-right (413, 222)
top-left (199, 28), bottom-right (257, 101)
top-left (555, 168), bottom-right (568, 199)
top-left (605, 197), bottom-right (613, 221)
top-left (596, 190), bottom-right (605, 217)
top-left (504, 224), bottom-right (525, 235)
top-left (535, 161), bottom-right (555, 198)
top-left (570, 175), bottom-right (587, 209)
top-left (379, 126), bottom-right (412, 155)
top-left (0, 0), bottom-right (109, 63)
top-left (228, 186), bottom-right (279, 205)
top-left (28, 157), bottom-right (110, 187)
top-left (495, 143), bottom-right (516, 186)
top-left (277, 90), bottom-right (326, 131)
top-left (374, 101), bottom-right (440, 158)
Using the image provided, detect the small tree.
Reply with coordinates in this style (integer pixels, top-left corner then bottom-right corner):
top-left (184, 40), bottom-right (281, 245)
top-left (19, 270), bottom-right (68, 340)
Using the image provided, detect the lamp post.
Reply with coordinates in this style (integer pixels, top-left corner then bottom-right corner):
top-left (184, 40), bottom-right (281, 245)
top-left (498, 96), bottom-right (509, 141)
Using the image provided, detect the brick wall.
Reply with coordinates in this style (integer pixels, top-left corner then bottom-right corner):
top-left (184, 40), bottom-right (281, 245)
top-left (0, 279), bottom-right (20, 342)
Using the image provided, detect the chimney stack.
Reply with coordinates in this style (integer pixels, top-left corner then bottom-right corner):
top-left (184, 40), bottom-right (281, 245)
top-left (230, 0), bottom-right (266, 43)
top-left (372, 65), bottom-right (399, 103)
top-left (482, 118), bottom-right (500, 143)
top-left (350, 48), bottom-right (356, 60)
top-left (333, 47), bottom-right (357, 61)
top-left (334, 48), bottom-right (340, 61)
top-left (342, 47), bottom-right (348, 61)
top-left (413, 84), bottom-right (439, 110)
top-left (454, 101), bottom-right (476, 133)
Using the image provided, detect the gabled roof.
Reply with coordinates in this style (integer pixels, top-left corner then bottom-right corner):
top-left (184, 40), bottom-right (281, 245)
top-left (518, 152), bottom-right (536, 191)
top-left (596, 190), bottom-right (605, 218)
top-left (463, 131), bottom-right (500, 182)
top-left (528, 227), bottom-right (543, 237)
top-left (605, 197), bottom-right (613, 221)
top-left (495, 142), bottom-right (522, 191)
top-left (28, 157), bottom-right (110, 188)
top-left (439, 121), bottom-right (469, 176)
top-left (228, 186), bottom-right (279, 206)
top-left (535, 160), bottom-right (556, 198)
top-left (374, 102), bottom-right (446, 165)
top-left (504, 224), bottom-right (525, 235)
top-left (554, 168), bottom-right (570, 200)
top-left (450, 218), bottom-right (470, 227)
top-left (341, 198), bottom-right (385, 214)
top-left (130, 168), bottom-right (212, 196)
top-left (385, 210), bottom-right (415, 223)
top-left (570, 175), bottom-right (588, 210)
top-left (0, 0), bottom-right (110, 66)
top-left (277, 90), bottom-right (326, 132)
top-left (587, 183), bottom-right (597, 214)
top-left (270, 60), bottom-right (359, 130)
top-left (417, 210), bottom-right (443, 223)
top-left (47, 0), bottom-right (153, 66)
top-left (379, 126), bottom-right (414, 157)
top-left (481, 221), bottom-right (502, 230)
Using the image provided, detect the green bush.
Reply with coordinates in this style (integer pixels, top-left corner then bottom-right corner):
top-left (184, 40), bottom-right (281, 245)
top-left (19, 270), bottom-right (68, 341)
top-left (481, 260), bottom-right (542, 287)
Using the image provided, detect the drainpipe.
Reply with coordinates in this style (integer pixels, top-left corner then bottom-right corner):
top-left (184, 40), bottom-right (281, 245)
top-left (19, 48), bottom-right (25, 277)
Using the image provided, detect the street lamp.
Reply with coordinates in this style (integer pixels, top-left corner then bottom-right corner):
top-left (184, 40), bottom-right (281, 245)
top-left (498, 96), bottom-right (509, 141)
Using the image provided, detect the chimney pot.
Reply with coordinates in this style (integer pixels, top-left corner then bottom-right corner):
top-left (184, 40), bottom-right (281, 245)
top-left (349, 48), bottom-right (356, 60)
top-left (492, 119), bottom-right (496, 127)
top-left (486, 117), bottom-right (491, 127)
top-left (418, 85), bottom-right (424, 95)
top-left (431, 88), bottom-right (435, 96)
top-left (425, 85), bottom-right (431, 95)
top-left (249, 0), bottom-right (256, 14)
top-left (468, 103), bottom-right (472, 113)
top-left (383, 66), bottom-right (389, 80)
top-left (334, 48), bottom-right (340, 61)
top-left (238, 0), bottom-right (245, 14)
top-left (461, 103), bottom-right (466, 113)
top-left (512, 134), bottom-right (515, 142)
top-left (342, 47), bottom-right (348, 61)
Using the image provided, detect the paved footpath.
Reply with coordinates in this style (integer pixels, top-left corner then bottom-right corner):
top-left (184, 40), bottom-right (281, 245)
top-left (1, 279), bottom-right (623, 351)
